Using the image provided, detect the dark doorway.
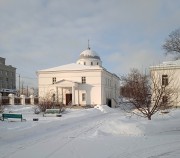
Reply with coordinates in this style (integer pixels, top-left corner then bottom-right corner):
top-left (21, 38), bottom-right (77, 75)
top-left (106, 99), bottom-right (112, 107)
top-left (66, 94), bottom-right (72, 105)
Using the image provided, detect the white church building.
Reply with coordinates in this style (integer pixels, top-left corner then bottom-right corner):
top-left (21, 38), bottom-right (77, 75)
top-left (37, 48), bottom-right (120, 107)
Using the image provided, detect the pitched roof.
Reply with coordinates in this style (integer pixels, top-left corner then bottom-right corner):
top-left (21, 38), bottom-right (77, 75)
top-left (38, 63), bottom-right (103, 72)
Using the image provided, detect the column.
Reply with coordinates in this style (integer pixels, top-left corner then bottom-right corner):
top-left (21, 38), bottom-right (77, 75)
top-left (8, 93), bottom-right (14, 105)
top-left (61, 87), bottom-right (64, 104)
top-left (20, 95), bottom-right (25, 105)
top-left (72, 86), bottom-right (75, 105)
top-left (30, 95), bottom-right (34, 105)
top-left (78, 86), bottom-right (79, 105)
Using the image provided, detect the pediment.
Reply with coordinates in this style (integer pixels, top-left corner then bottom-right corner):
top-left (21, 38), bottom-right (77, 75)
top-left (55, 79), bottom-right (79, 87)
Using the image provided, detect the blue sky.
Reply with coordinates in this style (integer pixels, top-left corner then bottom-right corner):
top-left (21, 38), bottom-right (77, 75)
top-left (0, 0), bottom-right (180, 88)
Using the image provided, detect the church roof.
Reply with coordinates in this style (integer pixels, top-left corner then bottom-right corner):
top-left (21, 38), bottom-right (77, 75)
top-left (38, 63), bottom-right (103, 72)
top-left (79, 48), bottom-right (101, 60)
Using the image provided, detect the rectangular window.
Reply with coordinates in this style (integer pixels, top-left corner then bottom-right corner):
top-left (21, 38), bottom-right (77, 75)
top-left (82, 77), bottom-right (86, 84)
top-left (162, 96), bottom-right (168, 104)
top-left (0, 78), bottom-right (2, 88)
top-left (162, 75), bottom-right (168, 86)
top-left (82, 93), bottom-right (86, 101)
top-left (52, 77), bottom-right (56, 84)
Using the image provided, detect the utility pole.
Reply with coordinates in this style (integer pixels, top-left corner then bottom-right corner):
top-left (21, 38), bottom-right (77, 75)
top-left (19, 74), bottom-right (20, 96)
top-left (22, 82), bottom-right (24, 95)
top-left (27, 85), bottom-right (28, 97)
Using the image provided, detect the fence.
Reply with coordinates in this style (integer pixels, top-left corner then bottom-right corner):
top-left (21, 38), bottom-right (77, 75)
top-left (0, 93), bottom-right (39, 105)
top-left (2, 96), bottom-right (9, 105)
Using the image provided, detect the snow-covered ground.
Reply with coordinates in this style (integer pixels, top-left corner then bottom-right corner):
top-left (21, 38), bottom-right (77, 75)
top-left (1, 105), bottom-right (180, 158)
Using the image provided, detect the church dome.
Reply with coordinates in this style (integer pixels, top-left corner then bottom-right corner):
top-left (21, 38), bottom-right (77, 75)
top-left (76, 48), bottom-right (102, 67)
top-left (79, 49), bottom-right (101, 60)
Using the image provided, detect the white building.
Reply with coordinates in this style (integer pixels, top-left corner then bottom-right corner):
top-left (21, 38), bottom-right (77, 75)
top-left (37, 48), bottom-right (120, 107)
top-left (150, 60), bottom-right (180, 107)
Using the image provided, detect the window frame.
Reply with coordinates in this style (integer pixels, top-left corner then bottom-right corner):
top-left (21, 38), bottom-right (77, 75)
top-left (52, 77), bottom-right (56, 84)
top-left (82, 76), bottom-right (86, 84)
top-left (162, 75), bottom-right (168, 86)
top-left (162, 95), bottom-right (168, 104)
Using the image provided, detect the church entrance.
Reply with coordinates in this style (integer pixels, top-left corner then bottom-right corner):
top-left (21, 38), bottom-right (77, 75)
top-left (106, 99), bottom-right (112, 107)
top-left (66, 94), bottom-right (72, 105)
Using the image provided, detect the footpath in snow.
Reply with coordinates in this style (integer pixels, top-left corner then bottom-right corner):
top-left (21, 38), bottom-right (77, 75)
top-left (0, 105), bottom-right (180, 158)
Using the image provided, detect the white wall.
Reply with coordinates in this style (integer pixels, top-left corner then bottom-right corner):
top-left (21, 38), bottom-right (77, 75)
top-left (150, 66), bottom-right (180, 107)
top-left (101, 70), bottom-right (120, 107)
top-left (38, 68), bottom-right (119, 107)
top-left (38, 69), bottom-right (102, 105)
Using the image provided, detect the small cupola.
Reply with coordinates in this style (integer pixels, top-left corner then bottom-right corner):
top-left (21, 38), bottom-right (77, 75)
top-left (76, 47), bottom-right (102, 66)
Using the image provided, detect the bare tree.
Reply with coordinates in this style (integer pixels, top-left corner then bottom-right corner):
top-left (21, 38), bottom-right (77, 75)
top-left (163, 28), bottom-right (180, 58)
top-left (120, 69), bottom-right (178, 120)
top-left (38, 92), bottom-right (65, 112)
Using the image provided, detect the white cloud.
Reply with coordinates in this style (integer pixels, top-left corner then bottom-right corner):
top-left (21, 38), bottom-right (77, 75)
top-left (104, 42), bottom-right (164, 75)
top-left (0, 0), bottom-right (180, 87)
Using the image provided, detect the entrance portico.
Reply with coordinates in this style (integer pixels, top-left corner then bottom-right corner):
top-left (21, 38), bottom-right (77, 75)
top-left (55, 79), bottom-right (79, 105)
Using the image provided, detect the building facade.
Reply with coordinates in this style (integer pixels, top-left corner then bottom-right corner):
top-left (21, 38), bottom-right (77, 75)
top-left (0, 57), bottom-right (16, 96)
top-left (150, 60), bottom-right (180, 107)
top-left (37, 48), bottom-right (120, 107)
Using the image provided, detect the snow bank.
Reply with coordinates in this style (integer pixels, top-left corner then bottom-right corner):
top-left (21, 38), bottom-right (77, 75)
top-left (94, 104), bottom-right (115, 113)
top-left (91, 105), bottom-right (144, 136)
top-left (4, 105), bottom-right (35, 113)
top-left (91, 119), bottom-right (143, 137)
top-left (1, 105), bottom-right (180, 158)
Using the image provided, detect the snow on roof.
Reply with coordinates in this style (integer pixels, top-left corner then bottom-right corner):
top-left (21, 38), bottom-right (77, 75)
top-left (150, 59), bottom-right (180, 69)
top-left (80, 49), bottom-right (99, 57)
top-left (162, 60), bottom-right (180, 66)
top-left (38, 63), bottom-right (102, 72)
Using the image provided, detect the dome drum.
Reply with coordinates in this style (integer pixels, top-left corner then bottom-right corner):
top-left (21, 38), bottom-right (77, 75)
top-left (77, 59), bottom-right (102, 66)
top-left (79, 55), bottom-right (101, 60)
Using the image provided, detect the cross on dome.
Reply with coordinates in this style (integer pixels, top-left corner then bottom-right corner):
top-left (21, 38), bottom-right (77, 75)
top-left (76, 44), bottom-right (102, 67)
top-left (88, 39), bottom-right (90, 50)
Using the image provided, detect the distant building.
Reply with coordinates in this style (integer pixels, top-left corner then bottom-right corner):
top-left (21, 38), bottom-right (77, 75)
top-left (37, 48), bottom-right (120, 107)
top-left (150, 60), bottom-right (180, 107)
top-left (0, 57), bottom-right (16, 96)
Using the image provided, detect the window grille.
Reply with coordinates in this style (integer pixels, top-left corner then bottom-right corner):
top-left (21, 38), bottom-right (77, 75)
top-left (52, 77), bottom-right (56, 84)
top-left (82, 77), bottom-right (86, 84)
top-left (162, 75), bottom-right (168, 86)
